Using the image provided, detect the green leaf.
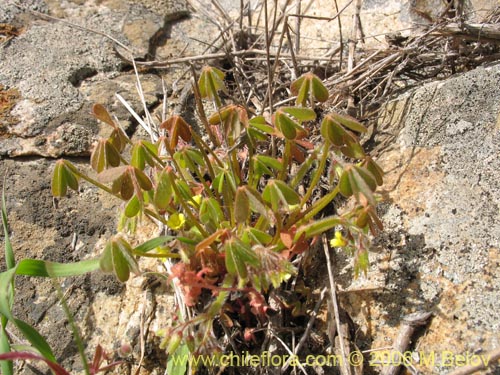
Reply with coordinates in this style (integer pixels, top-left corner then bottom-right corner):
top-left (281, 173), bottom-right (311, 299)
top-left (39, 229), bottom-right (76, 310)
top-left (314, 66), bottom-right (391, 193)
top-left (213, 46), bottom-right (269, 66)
top-left (281, 107), bottom-right (316, 122)
top-left (290, 75), bottom-right (306, 103)
top-left (290, 150), bottom-right (317, 188)
top-left (262, 180), bottom-right (300, 211)
top-left (133, 236), bottom-right (177, 254)
top-left (52, 160), bottom-right (79, 197)
top-left (166, 343), bottom-right (190, 375)
top-left (241, 228), bottom-right (273, 246)
top-left (243, 186), bottom-right (274, 224)
top-left (0, 193), bottom-right (13, 373)
top-left (254, 155), bottom-right (283, 178)
top-left (291, 72), bottom-right (329, 106)
top-left (199, 198), bottom-right (224, 226)
top-left (363, 157), bottom-right (384, 186)
top-left (275, 110), bottom-right (303, 140)
top-left (112, 245), bottom-right (130, 282)
top-left (109, 127), bottom-right (129, 153)
top-left (249, 116), bottom-right (275, 135)
top-left (0, 268), bottom-right (59, 364)
top-left (352, 166), bottom-right (377, 192)
top-left (133, 167), bottom-right (153, 191)
top-left (340, 138), bottom-right (365, 159)
top-left (99, 241), bottom-right (114, 274)
top-left (224, 239), bottom-right (259, 279)
top-left (339, 169), bottom-right (353, 197)
top-left (124, 195), bottom-right (141, 218)
top-left (90, 139), bottom-right (121, 173)
top-left (100, 237), bottom-right (140, 282)
top-left (296, 216), bottom-right (343, 240)
top-left (0, 268), bottom-right (16, 320)
top-left (348, 166), bottom-right (376, 206)
top-left (198, 66), bottom-right (226, 102)
top-left (234, 187), bottom-right (250, 224)
top-left (13, 319), bottom-right (56, 362)
top-left (154, 170), bottom-right (173, 211)
top-left (131, 142), bottom-right (147, 170)
top-left (311, 75), bottom-right (329, 102)
top-left (295, 75), bottom-right (310, 107)
top-left (329, 112), bottom-right (367, 133)
top-left (273, 180), bottom-right (300, 205)
top-left (321, 115), bottom-right (347, 147)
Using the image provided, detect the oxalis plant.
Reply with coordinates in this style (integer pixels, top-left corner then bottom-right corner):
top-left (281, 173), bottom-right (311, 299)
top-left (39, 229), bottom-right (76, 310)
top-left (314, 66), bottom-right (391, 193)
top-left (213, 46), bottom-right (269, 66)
top-left (49, 67), bottom-right (384, 371)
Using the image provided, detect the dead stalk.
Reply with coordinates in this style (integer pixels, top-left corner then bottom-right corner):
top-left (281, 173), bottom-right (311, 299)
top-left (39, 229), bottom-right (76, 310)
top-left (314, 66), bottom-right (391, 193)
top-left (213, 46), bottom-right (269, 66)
top-left (322, 235), bottom-right (352, 375)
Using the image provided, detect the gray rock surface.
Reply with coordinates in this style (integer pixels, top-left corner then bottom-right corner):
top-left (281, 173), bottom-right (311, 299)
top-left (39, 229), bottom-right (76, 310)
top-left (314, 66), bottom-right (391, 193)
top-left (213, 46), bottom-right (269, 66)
top-left (0, 0), bottom-right (195, 157)
top-left (361, 63), bottom-right (500, 373)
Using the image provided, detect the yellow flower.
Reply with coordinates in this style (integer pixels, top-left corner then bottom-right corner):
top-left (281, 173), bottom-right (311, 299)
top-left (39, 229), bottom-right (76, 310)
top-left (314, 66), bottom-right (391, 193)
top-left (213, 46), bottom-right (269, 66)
top-left (167, 213), bottom-right (186, 230)
top-left (188, 194), bottom-right (202, 207)
top-left (330, 231), bottom-right (347, 248)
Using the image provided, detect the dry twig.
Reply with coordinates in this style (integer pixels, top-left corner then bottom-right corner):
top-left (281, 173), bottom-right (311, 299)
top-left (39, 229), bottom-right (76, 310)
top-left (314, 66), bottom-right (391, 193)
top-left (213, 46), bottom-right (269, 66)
top-left (380, 311), bottom-right (432, 375)
top-left (322, 234), bottom-right (352, 375)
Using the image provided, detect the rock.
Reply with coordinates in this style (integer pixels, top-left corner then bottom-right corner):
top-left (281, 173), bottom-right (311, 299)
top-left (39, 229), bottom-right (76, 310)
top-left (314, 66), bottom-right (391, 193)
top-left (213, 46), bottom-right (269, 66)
top-left (0, 0), bottom-right (192, 157)
top-left (357, 63), bottom-right (500, 373)
top-left (0, 158), bottom-right (123, 373)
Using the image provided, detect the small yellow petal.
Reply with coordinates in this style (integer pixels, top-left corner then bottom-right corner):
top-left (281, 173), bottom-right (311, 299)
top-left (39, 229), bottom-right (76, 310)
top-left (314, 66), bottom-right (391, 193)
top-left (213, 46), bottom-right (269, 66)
top-left (167, 213), bottom-right (186, 230)
top-left (330, 231), bottom-right (347, 247)
top-left (188, 194), bottom-right (202, 207)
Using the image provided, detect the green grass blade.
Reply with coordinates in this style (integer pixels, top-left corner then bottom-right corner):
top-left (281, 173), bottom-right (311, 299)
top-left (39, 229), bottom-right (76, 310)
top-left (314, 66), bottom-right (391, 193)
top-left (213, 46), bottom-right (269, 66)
top-left (0, 328), bottom-right (13, 375)
top-left (0, 268), bottom-right (16, 320)
top-left (15, 258), bottom-right (100, 277)
top-left (1, 188), bottom-right (15, 270)
top-left (133, 236), bottom-right (175, 253)
top-left (13, 319), bottom-right (56, 362)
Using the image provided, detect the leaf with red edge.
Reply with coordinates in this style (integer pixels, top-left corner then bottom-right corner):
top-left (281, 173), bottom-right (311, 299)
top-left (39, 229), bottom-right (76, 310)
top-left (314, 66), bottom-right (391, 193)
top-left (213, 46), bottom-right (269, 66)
top-left (281, 107), bottom-right (316, 122)
top-left (92, 104), bottom-right (115, 128)
top-left (160, 116), bottom-right (192, 149)
top-left (275, 109), bottom-right (303, 140)
top-left (362, 156), bottom-right (384, 186)
top-left (329, 112), bottom-right (367, 133)
top-left (91, 139), bottom-right (121, 173)
top-left (234, 187), bottom-right (250, 224)
top-left (198, 66), bottom-right (226, 101)
top-left (321, 115), bottom-right (348, 147)
top-left (291, 72), bottom-right (329, 106)
top-left (99, 236), bottom-right (140, 282)
top-left (108, 127), bottom-right (128, 152)
top-left (311, 74), bottom-right (329, 102)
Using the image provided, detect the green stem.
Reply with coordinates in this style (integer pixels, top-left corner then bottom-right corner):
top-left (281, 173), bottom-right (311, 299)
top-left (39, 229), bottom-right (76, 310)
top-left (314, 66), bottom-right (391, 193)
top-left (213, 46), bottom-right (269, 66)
top-left (299, 142), bottom-right (330, 207)
top-left (289, 186), bottom-right (339, 228)
top-left (63, 161), bottom-right (117, 197)
top-left (167, 173), bottom-right (209, 237)
top-left (278, 140), bottom-right (291, 180)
